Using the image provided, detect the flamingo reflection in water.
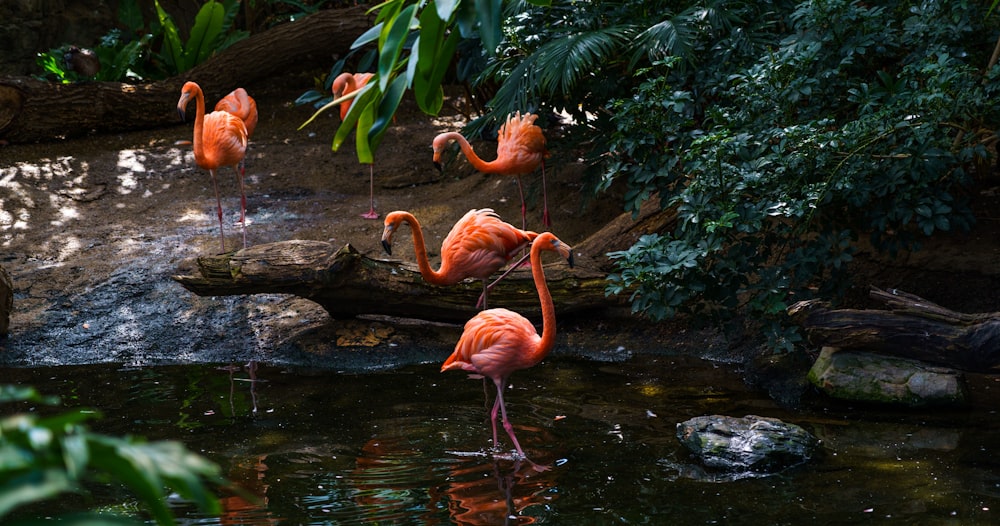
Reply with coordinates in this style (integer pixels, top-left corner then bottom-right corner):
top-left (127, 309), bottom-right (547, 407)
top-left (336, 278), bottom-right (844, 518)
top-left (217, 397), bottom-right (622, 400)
top-left (350, 432), bottom-right (559, 524)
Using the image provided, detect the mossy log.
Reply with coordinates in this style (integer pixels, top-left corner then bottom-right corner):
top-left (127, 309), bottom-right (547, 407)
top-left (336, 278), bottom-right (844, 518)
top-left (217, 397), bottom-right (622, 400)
top-left (173, 241), bottom-right (610, 323)
top-left (0, 6), bottom-right (370, 143)
top-left (788, 287), bottom-right (1000, 371)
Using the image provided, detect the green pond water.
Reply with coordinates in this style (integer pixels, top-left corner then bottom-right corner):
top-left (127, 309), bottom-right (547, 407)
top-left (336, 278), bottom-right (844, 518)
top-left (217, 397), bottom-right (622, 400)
top-left (3, 354), bottom-right (998, 525)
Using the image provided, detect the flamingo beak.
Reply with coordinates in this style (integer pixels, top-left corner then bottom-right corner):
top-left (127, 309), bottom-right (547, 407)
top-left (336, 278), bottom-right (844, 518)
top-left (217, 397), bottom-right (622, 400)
top-left (177, 108), bottom-right (186, 122)
top-left (381, 239), bottom-right (392, 256)
top-left (433, 161), bottom-right (442, 172)
top-left (567, 251), bottom-right (575, 269)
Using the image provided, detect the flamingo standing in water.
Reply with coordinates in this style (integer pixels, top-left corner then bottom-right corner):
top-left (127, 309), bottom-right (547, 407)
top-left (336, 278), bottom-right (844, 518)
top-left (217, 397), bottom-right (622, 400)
top-left (214, 87), bottom-right (258, 177)
top-left (441, 231), bottom-right (573, 463)
top-left (177, 81), bottom-right (249, 252)
top-left (380, 208), bottom-right (538, 309)
top-left (432, 112), bottom-right (551, 229)
top-left (333, 72), bottom-right (379, 219)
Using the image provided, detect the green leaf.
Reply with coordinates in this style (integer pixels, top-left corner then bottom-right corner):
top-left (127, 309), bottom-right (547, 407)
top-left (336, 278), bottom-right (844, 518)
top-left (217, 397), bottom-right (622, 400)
top-left (186, 1), bottom-right (226, 70)
top-left (154, 0), bottom-right (183, 74)
top-left (369, 73), bottom-right (408, 149)
top-left (435, 0), bottom-right (459, 21)
top-left (0, 469), bottom-right (75, 519)
top-left (332, 83), bottom-right (377, 152)
top-left (378, 4), bottom-right (417, 91)
top-left (474, 0), bottom-right (502, 54)
top-left (352, 23), bottom-right (384, 50)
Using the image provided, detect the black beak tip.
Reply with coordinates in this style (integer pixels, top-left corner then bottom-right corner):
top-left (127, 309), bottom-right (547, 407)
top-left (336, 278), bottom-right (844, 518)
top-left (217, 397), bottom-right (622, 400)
top-left (433, 161), bottom-right (442, 173)
top-left (567, 252), bottom-right (575, 269)
top-left (178, 109), bottom-right (186, 122)
top-left (381, 239), bottom-right (392, 256)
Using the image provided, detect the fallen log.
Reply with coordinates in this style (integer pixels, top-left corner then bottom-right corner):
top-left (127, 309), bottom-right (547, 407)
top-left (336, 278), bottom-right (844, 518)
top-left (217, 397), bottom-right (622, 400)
top-left (0, 6), bottom-right (371, 143)
top-left (172, 241), bottom-right (611, 323)
top-left (788, 287), bottom-right (1000, 371)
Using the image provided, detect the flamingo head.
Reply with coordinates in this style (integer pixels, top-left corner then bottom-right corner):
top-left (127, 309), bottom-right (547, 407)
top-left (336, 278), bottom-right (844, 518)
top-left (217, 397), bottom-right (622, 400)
top-left (177, 82), bottom-right (199, 122)
top-left (380, 211), bottom-right (408, 256)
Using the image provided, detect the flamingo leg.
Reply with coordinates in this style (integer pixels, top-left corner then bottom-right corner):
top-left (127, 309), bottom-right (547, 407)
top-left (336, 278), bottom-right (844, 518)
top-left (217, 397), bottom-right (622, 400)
top-left (361, 164), bottom-right (379, 219)
top-left (494, 379), bottom-right (526, 459)
top-left (489, 386), bottom-right (502, 452)
top-left (210, 168), bottom-right (226, 252)
top-left (476, 252), bottom-right (530, 309)
top-left (236, 166), bottom-right (248, 249)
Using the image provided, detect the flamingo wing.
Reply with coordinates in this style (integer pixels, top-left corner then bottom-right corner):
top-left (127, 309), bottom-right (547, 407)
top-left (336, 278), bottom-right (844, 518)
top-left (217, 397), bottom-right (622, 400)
top-left (443, 308), bottom-right (542, 379)
top-left (495, 112), bottom-right (549, 175)
top-left (215, 88), bottom-right (258, 138)
top-left (440, 209), bottom-right (537, 280)
top-left (197, 111), bottom-right (248, 170)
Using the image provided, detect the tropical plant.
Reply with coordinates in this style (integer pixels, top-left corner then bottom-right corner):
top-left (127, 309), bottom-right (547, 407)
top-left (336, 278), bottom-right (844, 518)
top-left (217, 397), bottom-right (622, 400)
top-left (0, 385), bottom-right (225, 525)
top-left (155, 0), bottom-right (248, 76)
top-left (303, 0), bottom-right (1000, 351)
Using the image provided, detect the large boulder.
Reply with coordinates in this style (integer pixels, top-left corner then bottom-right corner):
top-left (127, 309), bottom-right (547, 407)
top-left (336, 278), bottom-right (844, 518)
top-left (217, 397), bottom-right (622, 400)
top-left (807, 347), bottom-right (967, 407)
top-left (676, 414), bottom-right (820, 473)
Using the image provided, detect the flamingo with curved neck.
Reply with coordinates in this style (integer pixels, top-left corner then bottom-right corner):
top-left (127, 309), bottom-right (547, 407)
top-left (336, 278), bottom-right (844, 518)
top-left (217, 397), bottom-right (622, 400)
top-left (177, 81), bottom-right (249, 252)
top-left (441, 231), bottom-right (573, 462)
top-left (432, 111), bottom-right (551, 228)
top-left (381, 208), bottom-right (539, 308)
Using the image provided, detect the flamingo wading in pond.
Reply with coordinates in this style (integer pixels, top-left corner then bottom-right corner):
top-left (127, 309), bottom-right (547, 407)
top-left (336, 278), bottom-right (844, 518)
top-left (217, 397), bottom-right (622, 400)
top-left (333, 72), bottom-right (379, 219)
top-left (177, 81), bottom-right (250, 252)
top-left (441, 231), bottom-right (573, 463)
top-left (432, 111), bottom-right (551, 229)
top-left (381, 208), bottom-right (543, 309)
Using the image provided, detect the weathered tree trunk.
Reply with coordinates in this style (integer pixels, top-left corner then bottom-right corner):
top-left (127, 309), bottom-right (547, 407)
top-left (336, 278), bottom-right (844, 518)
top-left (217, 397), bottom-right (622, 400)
top-left (173, 241), bottom-right (611, 323)
top-left (573, 194), bottom-right (677, 271)
top-left (0, 6), bottom-right (371, 143)
top-left (788, 287), bottom-right (1000, 371)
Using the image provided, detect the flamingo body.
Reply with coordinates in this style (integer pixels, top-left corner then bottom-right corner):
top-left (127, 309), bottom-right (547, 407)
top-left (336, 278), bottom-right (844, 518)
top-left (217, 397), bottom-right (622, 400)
top-left (177, 81), bottom-right (250, 252)
top-left (432, 112), bottom-right (552, 228)
top-left (214, 87), bottom-right (257, 178)
top-left (381, 208), bottom-right (538, 308)
top-left (442, 232), bottom-right (573, 460)
top-left (332, 72), bottom-right (379, 219)
top-left (215, 87), bottom-right (258, 139)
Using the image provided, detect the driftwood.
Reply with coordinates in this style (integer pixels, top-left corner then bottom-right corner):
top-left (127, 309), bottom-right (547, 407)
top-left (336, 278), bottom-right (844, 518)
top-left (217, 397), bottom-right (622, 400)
top-left (173, 241), bottom-right (610, 324)
top-left (573, 194), bottom-right (677, 272)
top-left (788, 287), bottom-right (1000, 371)
top-left (0, 6), bottom-right (371, 143)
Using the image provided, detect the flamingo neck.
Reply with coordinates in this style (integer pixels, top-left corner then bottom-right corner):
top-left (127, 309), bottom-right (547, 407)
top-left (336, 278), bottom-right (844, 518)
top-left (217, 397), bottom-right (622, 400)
top-left (439, 132), bottom-right (496, 173)
top-left (190, 87), bottom-right (206, 160)
top-left (530, 237), bottom-right (557, 361)
top-left (402, 214), bottom-right (450, 285)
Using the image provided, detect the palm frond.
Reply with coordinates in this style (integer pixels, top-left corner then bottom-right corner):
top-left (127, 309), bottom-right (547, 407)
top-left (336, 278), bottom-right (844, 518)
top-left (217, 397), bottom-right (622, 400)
top-left (534, 26), bottom-right (634, 94)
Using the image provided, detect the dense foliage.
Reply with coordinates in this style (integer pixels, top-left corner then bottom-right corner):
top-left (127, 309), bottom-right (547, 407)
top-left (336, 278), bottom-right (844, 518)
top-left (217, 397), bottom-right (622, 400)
top-left (320, 0), bottom-right (1000, 351)
top-left (0, 385), bottom-right (225, 525)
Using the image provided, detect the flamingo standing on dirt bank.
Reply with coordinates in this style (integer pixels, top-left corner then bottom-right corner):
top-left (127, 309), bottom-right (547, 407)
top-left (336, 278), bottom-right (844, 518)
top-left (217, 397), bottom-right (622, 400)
top-left (177, 81), bottom-right (250, 252)
top-left (333, 72), bottom-right (379, 219)
top-left (380, 208), bottom-right (541, 309)
top-left (214, 87), bottom-right (258, 177)
top-left (441, 231), bottom-right (573, 464)
top-left (432, 111), bottom-right (551, 229)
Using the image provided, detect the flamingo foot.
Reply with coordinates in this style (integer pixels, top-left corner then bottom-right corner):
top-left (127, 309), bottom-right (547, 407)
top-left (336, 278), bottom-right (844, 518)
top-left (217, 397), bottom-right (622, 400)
top-left (360, 208), bottom-right (380, 220)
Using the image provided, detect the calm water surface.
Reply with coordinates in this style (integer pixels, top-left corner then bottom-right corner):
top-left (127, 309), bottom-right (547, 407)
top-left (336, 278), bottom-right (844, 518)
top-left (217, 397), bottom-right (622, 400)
top-left (3, 354), bottom-right (999, 524)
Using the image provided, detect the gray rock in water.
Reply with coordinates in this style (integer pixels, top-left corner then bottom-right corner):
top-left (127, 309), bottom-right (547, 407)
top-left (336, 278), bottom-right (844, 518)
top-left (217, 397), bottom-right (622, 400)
top-left (807, 347), bottom-right (967, 407)
top-left (676, 414), bottom-right (819, 473)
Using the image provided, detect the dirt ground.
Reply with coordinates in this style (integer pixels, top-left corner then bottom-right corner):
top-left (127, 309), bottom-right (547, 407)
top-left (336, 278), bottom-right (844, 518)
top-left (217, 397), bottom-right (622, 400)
top-left (2, 74), bottom-right (1000, 372)
top-left (0, 75), bottom-right (693, 369)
